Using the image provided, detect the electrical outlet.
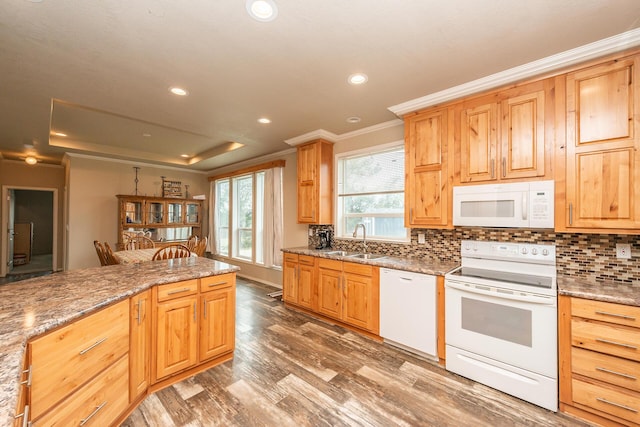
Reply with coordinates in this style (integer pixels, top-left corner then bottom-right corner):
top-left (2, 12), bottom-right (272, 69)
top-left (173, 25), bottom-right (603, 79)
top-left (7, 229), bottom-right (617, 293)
top-left (308, 228), bottom-right (314, 237)
top-left (616, 243), bottom-right (632, 259)
top-left (418, 233), bottom-right (425, 244)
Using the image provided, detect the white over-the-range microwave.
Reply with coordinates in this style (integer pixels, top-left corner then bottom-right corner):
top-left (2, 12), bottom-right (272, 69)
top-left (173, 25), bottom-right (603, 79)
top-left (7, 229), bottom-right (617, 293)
top-left (452, 180), bottom-right (554, 228)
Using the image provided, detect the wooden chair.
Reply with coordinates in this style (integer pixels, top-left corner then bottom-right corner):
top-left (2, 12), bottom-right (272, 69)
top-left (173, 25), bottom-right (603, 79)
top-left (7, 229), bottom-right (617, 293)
top-left (186, 235), bottom-right (199, 252)
top-left (103, 242), bottom-right (120, 265)
top-left (124, 236), bottom-right (155, 250)
top-left (94, 240), bottom-right (108, 266)
top-left (152, 244), bottom-right (191, 260)
top-left (193, 236), bottom-right (208, 257)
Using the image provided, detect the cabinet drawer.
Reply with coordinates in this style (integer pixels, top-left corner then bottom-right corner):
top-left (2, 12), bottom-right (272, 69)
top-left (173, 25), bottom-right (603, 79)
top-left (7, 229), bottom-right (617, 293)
top-left (33, 355), bottom-right (129, 427)
top-left (573, 347), bottom-right (640, 392)
top-left (318, 258), bottom-right (342, 271)
top-left (299, 255), bottom-right (315, 266)
top-left (572, 378), bottom-right (640, 424)
top-left (283, 253), bottom-right (298, 263)
top-left (29, 300), bottom-right (129, 419)
top-left (200, 273), bottom-right (234, 293)
top-left (572, 318), bottom-right (640, 362)
top-left (343, 261), bottom-right (373, 276)
top-left (157, 279), bottom-right (198, 302)
top-left (572, 298), bottom-right (640, 328)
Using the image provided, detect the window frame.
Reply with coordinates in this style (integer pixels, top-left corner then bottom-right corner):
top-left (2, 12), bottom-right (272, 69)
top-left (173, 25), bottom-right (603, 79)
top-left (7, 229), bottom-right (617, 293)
top-left (334, 140), bottom-right (409, 244)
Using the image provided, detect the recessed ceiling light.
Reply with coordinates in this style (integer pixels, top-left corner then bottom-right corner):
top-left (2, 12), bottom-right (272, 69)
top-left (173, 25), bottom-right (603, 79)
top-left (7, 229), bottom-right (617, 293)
top-left (180, 154), bottom-right (190, 158)
top-left (142, 133), bottom-right (152, 137)
top-left (346, 116), bottom-right (361, 124)
top-left (52, 132), bottom-right (67, 137)
top-left (25, 156), bottom-right (38, 165)
top-left (246, 0), bottom-right (278, 22)
top-left (169, 87), bottom-right (188, 96)
top-left (348, 73), bottom-right (368, 85)
top-left (258, 117), bottom-right (271, 124)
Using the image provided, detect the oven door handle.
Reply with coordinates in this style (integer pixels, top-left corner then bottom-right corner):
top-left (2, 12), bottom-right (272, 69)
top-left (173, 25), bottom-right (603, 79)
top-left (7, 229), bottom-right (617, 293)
top-left (445, 281), bottom-right (556, 305)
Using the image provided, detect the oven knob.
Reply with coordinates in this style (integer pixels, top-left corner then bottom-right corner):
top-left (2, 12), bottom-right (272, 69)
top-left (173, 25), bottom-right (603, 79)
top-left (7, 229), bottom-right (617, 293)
top-left (542, 248), bottom-right (549, 256)
top-left (531, 248), bottom-right (538, 255)
top-left (521, 247), bottom-right (528, 254)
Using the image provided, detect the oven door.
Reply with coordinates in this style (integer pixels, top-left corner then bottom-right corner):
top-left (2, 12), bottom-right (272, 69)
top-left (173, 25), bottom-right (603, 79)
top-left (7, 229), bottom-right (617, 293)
top-left (445, 279), bottom-right (557, 378)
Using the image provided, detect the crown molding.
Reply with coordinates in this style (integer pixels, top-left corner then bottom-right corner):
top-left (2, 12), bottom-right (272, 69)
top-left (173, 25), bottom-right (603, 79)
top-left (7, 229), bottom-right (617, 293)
top-left (284, 129), bottom-right (338, 146)
top-left (334, 119), bottom-right (403, 141)
top-left (388, 28), bottom-right (640, 117)
top-left (284, 119), bottom-right (403, 146)
top-left (64, 152), bottom-right (210, 174)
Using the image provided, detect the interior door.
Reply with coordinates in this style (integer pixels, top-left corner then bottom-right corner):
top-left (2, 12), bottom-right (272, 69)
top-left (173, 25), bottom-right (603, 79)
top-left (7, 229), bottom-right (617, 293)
top-left (7, 189), bottom-right (15, 273)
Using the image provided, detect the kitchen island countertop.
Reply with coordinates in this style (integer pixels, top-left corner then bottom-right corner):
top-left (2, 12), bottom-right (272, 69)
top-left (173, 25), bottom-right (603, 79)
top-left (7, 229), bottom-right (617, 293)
top-left (0, 257), bottom-right (239, 427)
top-left (558, 275), bottom-right (640, 307)
top-left (282, 246), bottom-right (459, 276)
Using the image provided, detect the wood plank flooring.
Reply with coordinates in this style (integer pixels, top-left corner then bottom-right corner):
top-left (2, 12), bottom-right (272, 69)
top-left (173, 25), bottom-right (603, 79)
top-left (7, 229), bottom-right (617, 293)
top-left (122, 278), bottom-right (590, 426)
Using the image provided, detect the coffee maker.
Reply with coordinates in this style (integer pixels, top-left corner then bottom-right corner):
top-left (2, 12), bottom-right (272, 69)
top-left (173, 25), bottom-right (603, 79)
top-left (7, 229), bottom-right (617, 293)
top-left (316, 230), bottom-right (331, 249)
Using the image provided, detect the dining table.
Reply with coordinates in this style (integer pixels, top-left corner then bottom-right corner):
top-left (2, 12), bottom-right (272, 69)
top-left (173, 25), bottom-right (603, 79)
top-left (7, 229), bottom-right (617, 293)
top-left (113, 248), bottom-right (198, 265)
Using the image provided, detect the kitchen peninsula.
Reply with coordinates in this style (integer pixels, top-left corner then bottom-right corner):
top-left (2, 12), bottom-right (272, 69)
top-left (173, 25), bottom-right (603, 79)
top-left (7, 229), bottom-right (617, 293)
top-left (0, 257), bottom-right (238, 426)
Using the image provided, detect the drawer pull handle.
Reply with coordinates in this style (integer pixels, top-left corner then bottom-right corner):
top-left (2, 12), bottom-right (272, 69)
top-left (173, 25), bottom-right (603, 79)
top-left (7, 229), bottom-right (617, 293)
top-left (595, 338), bottom-right (637, 350)
top-left (80, 401), bottom-right (107, 426)
top-left (79, 337), bottom-right (108, 355)
top-left (15, 404), bottom-right (29, 427)
top-left (168, 287), bottom-right (191, 295)
top-left (208, 281), bottom-right (227, 287)
top-left (595, 311), bottom-right (636, 321)
top-left (596, 366), bottom-right (637, 380)
top-left (596, 397), bottom-right (638, 413)
top-left (20, 366), bottom-right (32, 387)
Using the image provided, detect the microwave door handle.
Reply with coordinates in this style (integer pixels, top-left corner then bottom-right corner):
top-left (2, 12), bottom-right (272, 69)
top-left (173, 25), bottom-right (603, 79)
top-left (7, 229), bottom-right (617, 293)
top-left (522, 193), bottom-right (528, 220)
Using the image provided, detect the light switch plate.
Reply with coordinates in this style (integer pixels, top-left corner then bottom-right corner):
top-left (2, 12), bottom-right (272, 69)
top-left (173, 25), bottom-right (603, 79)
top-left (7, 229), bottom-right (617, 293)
top-left (308, 228), bottom-right (314, 237)
top-left (418, 233), bottom-right (425, 244)
top-left (616, 243), bottom-right (631, 259)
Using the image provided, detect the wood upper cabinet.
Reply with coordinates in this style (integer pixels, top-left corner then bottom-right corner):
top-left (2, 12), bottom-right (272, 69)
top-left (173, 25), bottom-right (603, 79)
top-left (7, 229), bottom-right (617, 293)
top-left (282, 253), bottom-right (316, 310)
top-left (405, 107), bottom-right (453, 228)
top-left (130, 290), bottom-right (151, 403)
top-left (199, 274), bottom-right (236, 362)
top-left (559, 296), bottom-right (640, 426)
top-left (562, 55), bottom-right (640, 231)
top-left (316, 258), bottom-right (379, 334)
top-left (297, 139), bottom-right (334, 224)
top-left (459, 81), bottom-right (547, 183)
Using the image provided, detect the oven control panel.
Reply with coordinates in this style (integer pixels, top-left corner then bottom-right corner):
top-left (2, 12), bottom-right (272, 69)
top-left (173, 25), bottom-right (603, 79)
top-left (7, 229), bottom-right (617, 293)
top-left (461, 240), bottom-right (555, 264)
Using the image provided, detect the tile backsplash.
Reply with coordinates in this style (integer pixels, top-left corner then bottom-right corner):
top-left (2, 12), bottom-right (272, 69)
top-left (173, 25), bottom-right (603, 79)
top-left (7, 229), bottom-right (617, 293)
top-left (308, 225), bottom-right (640, 284)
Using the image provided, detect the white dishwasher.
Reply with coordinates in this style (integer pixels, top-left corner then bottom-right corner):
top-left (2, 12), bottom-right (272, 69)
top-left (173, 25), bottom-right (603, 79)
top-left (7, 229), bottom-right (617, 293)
top-left (380, 268), bottom-right (437, 358)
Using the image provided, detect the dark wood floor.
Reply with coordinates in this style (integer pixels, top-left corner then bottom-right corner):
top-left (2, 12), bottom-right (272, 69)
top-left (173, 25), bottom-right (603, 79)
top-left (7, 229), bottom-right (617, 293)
top-left (123, 278), bottom-right (589, 427)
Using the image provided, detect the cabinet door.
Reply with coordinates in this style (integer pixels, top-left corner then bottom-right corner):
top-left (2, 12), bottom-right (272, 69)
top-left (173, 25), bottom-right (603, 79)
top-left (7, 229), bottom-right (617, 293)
top-left (317, 266), bottom-right (343, 320)
top-left (405, 108), bottom-right (451, 227)
top-left (185, 202), bottom-right (201, 225)
top-left (200, 285), bottom-right (235, 362)
top-left (297, 143), bottom-right (318, 223)
top-left (343, 263), bottom-right (379, 333)
top-left (130, 290), bottom-right (150, 403)
top-left (155, 296), bottom-right (198, 380)
top-left (460, 101), bottom-right (498, 182)
top-left (297, 259), bottom-right (316, 310)
top-left (501, 90), bottom-right (545, 179)
top-left (282, 255), bottom-right (299, 304)
top-left (565, 56), bottom-right (640, 229)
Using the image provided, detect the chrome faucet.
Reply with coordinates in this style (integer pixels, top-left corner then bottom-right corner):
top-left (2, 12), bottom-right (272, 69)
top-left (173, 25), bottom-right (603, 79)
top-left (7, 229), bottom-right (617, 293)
top-left (352, 223), bottom-right (367, 253)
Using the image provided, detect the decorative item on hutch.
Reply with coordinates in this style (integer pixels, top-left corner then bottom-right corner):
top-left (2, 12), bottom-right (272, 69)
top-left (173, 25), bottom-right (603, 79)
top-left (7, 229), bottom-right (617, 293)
top-left (162, 176), bottom-right (182, 198)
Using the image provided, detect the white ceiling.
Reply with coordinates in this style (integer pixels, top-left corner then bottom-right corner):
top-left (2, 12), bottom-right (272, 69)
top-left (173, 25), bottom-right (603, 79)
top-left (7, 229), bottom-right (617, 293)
top-left (1, 0), bottom-right (639, 171)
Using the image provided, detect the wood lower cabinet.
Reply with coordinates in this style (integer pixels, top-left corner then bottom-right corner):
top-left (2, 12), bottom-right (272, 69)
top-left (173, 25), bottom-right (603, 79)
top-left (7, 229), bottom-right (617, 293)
top-left (28, 299), bottom-right (129, 422)
top-left (296, 139), bottom-right (333, 224)
top-left (130, 290), bottom-right (151, 403)
top-left (283, 253), bottom-right (316, 310)
top-left (559, 296), bottom-right (640, 426)
top-left (561, 55), bottom-right (640, 232)
top-left (316, 258), bottom-right (379, 334)
top-left (199, 274), bottom-right (236, 361)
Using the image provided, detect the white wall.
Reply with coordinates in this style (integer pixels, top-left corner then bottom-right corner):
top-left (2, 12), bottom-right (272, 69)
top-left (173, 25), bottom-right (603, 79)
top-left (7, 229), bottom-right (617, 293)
top-left (67, 155), bottom-right (210, 270)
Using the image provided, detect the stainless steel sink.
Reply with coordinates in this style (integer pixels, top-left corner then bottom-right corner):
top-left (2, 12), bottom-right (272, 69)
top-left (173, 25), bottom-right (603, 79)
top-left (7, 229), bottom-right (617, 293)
top-left (347, 253), bottom-right (386, 260)
top-left (324, 250), bottom-right (350, 256)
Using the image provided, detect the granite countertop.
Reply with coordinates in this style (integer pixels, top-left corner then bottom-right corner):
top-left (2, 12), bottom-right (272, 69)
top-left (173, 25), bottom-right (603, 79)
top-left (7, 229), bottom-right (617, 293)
top-left (0, 257), bottom-right (239, 426)
top-left (558, 275), bottom-right (640, 307)
top-left (282, 246), bottom-right (459, 276)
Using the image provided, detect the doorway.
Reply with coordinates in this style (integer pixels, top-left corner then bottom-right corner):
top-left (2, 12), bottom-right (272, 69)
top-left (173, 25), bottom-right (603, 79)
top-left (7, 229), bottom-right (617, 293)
top-left (1, 186), bottom-right (58, 278)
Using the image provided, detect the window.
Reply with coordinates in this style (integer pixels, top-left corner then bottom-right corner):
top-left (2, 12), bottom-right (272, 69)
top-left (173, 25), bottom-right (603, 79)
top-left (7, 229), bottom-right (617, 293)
top-left (336, 144), bottom-right (408, 242)
top-left (213, 167), bottom-right (281, 266)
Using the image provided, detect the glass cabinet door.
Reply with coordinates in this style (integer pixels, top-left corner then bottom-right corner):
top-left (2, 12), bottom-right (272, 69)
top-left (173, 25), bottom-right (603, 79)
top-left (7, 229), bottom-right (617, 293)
top-left (185, 202), bottom-right (200, 224)
top-left (124, 201), bottom-right (143, 224)
top-left (147, 202), bottom-right (164, 224)
top-left (167, 202), bottom-right (183, 224)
